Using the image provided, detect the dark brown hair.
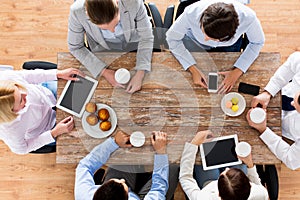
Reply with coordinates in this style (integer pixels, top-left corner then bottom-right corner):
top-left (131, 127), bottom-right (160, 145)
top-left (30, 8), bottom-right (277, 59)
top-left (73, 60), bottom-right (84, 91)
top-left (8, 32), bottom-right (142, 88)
top-left (200, 2), bottom-right (239, 41)
top-left (85, 0), bottom-right (119, 25)
top-left (218, 168), bottom-right (251, 200)
top-left (93, 179), bottom-right (128, 200)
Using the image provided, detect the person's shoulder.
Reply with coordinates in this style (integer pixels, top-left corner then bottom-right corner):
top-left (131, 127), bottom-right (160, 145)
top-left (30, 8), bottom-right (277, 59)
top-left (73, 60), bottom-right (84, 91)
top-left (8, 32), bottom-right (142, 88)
top-left (70, 0), bottom-right (85, 12)
top-left (119, 0), bottom-right (142, 10)
top-left (289, 51), bottom-right (300, 59)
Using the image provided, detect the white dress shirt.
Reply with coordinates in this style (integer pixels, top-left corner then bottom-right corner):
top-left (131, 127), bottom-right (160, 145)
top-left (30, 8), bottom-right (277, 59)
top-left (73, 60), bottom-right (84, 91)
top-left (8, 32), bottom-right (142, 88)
top-left (0, 69), bottom-right (57, 154)
top-left (166, 0), bottom-right (265, 72)
top-left (261, 52), bottom-right (300, 170)
top-left (179, 143), bottom-right (268, 200)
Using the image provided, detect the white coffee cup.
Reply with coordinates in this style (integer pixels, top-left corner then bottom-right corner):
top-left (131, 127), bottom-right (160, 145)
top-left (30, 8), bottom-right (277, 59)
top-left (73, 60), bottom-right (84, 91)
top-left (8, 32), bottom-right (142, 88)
top-left (130, 131), bottom-right (145, 147)
top-left (235, 142), bottom-right (252, 157)
top-left (115, 68), bottom-right (131, 84)
top-left (250, 107), bottom-right (266, 124)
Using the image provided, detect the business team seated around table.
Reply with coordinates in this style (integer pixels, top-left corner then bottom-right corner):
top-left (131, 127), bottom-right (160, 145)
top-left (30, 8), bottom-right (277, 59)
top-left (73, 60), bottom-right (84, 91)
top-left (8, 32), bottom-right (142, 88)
top-left (0, 0), bottom-right (300, 199)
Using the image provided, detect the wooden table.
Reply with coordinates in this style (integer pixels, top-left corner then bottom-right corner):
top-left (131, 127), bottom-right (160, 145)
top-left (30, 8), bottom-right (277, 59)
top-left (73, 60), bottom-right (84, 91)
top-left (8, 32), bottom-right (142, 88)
top-left (56, 52), bottom-right (281, 165)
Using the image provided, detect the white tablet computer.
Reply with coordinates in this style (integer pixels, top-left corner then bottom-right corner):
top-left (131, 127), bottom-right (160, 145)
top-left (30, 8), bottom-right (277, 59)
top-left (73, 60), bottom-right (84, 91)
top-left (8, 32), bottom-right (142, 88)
top-left (56, 75), bottom-right (98, 118)
top-left (200, 134), bottom-right (242, 171)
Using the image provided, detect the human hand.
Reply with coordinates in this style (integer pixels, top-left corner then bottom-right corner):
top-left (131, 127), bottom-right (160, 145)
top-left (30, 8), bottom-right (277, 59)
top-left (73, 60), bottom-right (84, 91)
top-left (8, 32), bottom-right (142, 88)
top-left (246, 108), bottom-right (267, 133)
top-left (188, 65), bottom-right (208, 88)
top-left (57, 68), bottom-right (85, 81)
top-left (101, 69), bottom-right (125, 88)
top-left (151, 131), bottom-right (167, 154)
top-left (114, 131), bottom-right (132, 148)
top-left (190, 130), bottom-right (213, 146)
top-left (251, 91), bottom-right (272, 109)
top-left (218, 68), bottom-right (243, 94)
top-left (238, 153), bottom-right (254, 168)
top-left (126, 70), bottom-right (145, 93)
top-left (51, 116), bottom-right (74, 138)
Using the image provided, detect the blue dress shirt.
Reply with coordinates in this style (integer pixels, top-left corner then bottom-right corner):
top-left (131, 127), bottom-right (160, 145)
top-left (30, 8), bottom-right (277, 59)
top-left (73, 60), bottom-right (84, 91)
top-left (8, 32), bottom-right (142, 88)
top-left (166, 0), bottom-right (265, 73)
top-left (74, 137), bottom-right (169, 200)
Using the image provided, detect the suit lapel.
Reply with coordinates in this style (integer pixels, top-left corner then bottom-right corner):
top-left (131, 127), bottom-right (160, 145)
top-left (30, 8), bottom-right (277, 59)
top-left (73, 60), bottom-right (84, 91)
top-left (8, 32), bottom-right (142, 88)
top-left (119, 3), bottom-right (131, 42)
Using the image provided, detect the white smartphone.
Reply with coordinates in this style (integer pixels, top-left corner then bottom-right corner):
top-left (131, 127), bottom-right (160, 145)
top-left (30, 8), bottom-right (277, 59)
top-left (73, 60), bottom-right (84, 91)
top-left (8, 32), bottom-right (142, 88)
top-left (208, 72), bottom-right (218, 93)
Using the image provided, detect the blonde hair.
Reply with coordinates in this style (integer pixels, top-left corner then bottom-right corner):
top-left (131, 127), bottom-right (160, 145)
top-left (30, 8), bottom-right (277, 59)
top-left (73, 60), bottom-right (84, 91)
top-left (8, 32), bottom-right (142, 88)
top-left (0, 80), bottom-right (27, 123)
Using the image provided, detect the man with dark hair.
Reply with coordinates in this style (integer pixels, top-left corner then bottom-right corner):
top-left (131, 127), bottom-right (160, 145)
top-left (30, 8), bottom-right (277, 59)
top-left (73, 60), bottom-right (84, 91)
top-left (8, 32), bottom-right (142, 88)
top-left (68, 0), bottom-right (153, 93)
top-left (247, 52), bottom-right (300, 170)
top-left (75, 131), bottom-right (172, 200)
top-left (179, 130), bottom-right (268, 199)
top-left (166, 0), bottom-right (265, 94)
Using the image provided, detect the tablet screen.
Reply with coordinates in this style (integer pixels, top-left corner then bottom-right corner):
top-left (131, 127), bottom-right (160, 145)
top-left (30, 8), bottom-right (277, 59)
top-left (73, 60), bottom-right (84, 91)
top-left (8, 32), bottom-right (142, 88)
top-left (200, 135), bottom-right (241, 170)
top-left (57, 75), bottom-right (98, 117)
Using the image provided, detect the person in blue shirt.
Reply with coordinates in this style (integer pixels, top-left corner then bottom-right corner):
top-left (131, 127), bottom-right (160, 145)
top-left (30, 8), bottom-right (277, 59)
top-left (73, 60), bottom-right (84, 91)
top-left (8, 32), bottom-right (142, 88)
top-left (74, 130), bottom-right (172, 200)
top-left (166, 0), bottom-right (265, 94)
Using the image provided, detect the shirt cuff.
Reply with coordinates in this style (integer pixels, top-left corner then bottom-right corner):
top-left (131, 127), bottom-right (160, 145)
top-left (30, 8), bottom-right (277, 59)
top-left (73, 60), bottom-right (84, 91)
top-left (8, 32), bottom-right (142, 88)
top-left (247, 165), bottom-right (257, 174)
top-left (108, 137), bottom-right (120, 149)
top-left (259, 127), bottom-right (279, 144)
top-left (44, 130), bottom-right (56, 144)
top-left (154, 154), bottom-right (168, 170)
top-left (264, 84), bottom-right (280, 97)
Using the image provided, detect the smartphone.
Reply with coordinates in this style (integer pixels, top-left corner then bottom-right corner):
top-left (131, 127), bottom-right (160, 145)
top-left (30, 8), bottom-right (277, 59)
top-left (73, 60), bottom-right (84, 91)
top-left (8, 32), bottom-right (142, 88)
top-left (208, 72), bottom-right (218, 93)
top-left (238, 82), bottom-right (260, 96)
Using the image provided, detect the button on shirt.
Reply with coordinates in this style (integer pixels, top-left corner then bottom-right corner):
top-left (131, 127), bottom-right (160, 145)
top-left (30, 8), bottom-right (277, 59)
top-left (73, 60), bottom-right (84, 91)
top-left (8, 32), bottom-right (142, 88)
top-left (74, 137), bottom-right (169, 200)
top-left (261, 52), bottom-right (300, 170)
top-left (0, 69), bottom-right (57, 154)
top-left (166, 0), bottom-right (265, 72)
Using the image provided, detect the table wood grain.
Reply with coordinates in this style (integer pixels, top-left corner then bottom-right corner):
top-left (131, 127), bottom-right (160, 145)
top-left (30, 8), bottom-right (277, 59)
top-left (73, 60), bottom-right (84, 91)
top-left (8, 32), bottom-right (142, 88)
top-left (56, 52), bottom-right (281, 165)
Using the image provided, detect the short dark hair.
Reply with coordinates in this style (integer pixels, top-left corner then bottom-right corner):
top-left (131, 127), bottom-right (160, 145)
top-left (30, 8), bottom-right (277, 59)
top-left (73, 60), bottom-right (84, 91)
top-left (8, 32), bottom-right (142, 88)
top-left (85, 0), bottom-right (119, 25)
top-left (218, 168), bottom-right (251, 200)
top-left (93, 179), bottom-right (128, 200)
top-left (200, 3), bottom-right (239, 41)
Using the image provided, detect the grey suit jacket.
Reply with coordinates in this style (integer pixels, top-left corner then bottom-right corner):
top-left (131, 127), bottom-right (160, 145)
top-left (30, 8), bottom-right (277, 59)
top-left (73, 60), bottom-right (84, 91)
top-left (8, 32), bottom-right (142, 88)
top-left (68, 0), bottom-right (154, 77)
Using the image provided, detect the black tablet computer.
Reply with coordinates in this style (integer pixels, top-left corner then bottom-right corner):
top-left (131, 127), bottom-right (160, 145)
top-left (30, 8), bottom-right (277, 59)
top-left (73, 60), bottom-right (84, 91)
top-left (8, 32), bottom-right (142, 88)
top-left (56, 75), bottom-right (98, 118)
top-left (200, 135), bottom-right (242, 170)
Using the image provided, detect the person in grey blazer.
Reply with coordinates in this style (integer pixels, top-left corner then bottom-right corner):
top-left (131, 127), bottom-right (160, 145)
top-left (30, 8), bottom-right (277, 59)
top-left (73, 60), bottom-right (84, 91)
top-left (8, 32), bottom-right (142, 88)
top-left (68, 0), bottom-right (154, 93)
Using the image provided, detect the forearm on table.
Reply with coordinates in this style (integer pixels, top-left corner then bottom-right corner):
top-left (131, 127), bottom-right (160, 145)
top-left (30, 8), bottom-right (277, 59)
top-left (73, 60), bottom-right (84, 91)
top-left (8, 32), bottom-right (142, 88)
top-left (260, 127), bottom-right (299, 170)
top-left (179, 143), bottom-right (201, 196)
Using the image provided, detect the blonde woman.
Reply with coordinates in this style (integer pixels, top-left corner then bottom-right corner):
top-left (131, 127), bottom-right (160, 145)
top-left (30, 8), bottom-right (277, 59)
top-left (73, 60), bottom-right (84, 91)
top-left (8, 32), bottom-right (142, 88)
top-left (0, 68), bottom-right (83, 154)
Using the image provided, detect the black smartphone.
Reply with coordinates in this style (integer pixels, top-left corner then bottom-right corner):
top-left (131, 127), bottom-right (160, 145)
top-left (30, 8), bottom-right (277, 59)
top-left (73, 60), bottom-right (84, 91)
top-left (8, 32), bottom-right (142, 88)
top-left (238, 82), bottom-right (260, 96)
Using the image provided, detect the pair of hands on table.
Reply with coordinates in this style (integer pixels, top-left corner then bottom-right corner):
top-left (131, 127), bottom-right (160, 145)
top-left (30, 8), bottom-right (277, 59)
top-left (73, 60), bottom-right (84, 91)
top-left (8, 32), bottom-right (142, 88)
top-left (188, 65), bottom-right (243, 94)
top-left (191, 130), bottom-right (254, 168)
top-left (52, 68), bottom-right (85, 138)
top-left (114, 130), bottom-right (167, 154)
top-left (246, 91), bottom-right (272, 134)
top-left (102, 69), bottom-right (145, 94)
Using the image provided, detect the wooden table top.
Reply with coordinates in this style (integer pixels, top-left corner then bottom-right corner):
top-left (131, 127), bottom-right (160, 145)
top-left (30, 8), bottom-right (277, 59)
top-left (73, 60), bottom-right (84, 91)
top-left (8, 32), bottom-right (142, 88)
top-left (56, 52), bottom-right (281, 165)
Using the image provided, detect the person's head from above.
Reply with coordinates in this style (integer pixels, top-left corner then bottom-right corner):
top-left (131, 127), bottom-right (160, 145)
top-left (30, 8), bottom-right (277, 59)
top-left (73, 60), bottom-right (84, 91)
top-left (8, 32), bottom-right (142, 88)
top-left (85, 0), bottom-right (120, 32)
top-left (0, 80), bottom-right (27, 123)
top-left (200, 2), bottom-right (239, 42)
top-left (291, 91), bottom-right (300, 113)
top-left (218, 168), bottom-right (251, 200)
top-left (93, 178), bottom-right (128, 200)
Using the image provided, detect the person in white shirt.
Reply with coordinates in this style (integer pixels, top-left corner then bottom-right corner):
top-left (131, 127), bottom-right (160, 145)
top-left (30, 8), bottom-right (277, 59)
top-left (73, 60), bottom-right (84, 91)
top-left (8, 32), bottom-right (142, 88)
top-left (180, 130), bottom-right (268, 200)
top-left (166, 0), bottom-right (265, 93)
top-left (0, 68), bottom-right (84, 154)
top-left (247, 52), bottom-right (300, 170)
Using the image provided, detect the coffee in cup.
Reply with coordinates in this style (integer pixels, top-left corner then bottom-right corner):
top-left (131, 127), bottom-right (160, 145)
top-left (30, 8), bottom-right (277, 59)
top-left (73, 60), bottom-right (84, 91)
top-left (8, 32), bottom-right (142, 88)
top-left (130, 131), bottom-right (145, 147)
top-left (250, 107), bottom-right (266, 124)
top-left (115, 68), bottom-right (131, 84)
top-left (235, 142), bottom-right (251, 157)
